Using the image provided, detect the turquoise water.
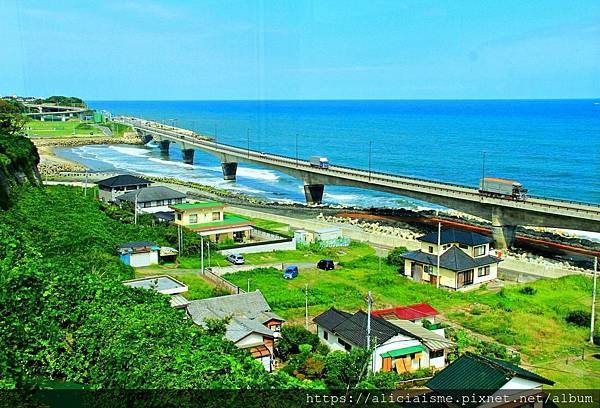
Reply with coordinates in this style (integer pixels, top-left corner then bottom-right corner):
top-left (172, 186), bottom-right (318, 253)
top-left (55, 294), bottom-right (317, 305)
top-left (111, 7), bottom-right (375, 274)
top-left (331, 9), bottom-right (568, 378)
top-left (56, 99), bottom-right (600, 207)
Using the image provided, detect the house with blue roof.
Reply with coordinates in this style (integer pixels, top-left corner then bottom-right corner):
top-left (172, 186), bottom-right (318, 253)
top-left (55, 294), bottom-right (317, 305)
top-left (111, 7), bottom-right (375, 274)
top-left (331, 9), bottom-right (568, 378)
top-left (401, 228), bottom-right (501, 290)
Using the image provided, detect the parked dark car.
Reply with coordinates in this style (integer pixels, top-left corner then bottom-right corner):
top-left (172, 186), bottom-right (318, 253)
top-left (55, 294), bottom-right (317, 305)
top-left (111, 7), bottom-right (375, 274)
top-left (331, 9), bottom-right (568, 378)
top-left (317, 259), bottom-right (335, 270)
top-left (283, 265), bottom-right (299, 279)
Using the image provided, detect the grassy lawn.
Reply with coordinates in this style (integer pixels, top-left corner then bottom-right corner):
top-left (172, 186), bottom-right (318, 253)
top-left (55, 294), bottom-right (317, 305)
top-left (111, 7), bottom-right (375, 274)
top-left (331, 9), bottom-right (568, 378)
top-left (222, 251), bottom-right (599, 388)
top-left (25, 119), bottom-right (132, 138)
top-left (241, 241), bottom-right (375, 265)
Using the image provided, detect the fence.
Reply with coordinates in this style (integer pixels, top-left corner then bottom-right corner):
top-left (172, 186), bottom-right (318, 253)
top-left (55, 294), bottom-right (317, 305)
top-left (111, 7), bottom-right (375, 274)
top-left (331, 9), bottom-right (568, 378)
top-left (202, 268), bottom-right (245, 295)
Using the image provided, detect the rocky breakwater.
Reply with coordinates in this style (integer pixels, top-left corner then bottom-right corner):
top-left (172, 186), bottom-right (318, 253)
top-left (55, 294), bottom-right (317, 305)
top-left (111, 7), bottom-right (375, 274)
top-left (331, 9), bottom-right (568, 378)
top-left (316, 213), bottom-right (420, 242)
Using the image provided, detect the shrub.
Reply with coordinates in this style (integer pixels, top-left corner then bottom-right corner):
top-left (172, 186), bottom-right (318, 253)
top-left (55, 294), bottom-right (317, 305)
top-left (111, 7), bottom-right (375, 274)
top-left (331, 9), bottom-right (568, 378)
top-left (565, 311), bottom-right (591, 328)
top-left (519, 286), bottom-right (537, 295)
top-left (386, 247), bottom-right (408, 266)
top-left (276, 325), bottom-right (321, 360)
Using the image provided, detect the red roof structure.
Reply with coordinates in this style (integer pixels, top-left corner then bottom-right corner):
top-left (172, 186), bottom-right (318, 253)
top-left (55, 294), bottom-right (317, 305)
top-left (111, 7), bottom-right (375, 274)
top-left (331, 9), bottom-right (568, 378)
top-left (371, 303), bottom-right (439, 320)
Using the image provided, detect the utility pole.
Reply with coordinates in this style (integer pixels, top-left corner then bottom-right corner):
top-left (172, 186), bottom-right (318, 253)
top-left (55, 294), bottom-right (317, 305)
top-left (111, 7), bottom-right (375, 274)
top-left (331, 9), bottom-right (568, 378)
top-left (134, 190), bottom-right (139, 225)
top-left (368, 140), bottom-right (372, 180)
top-left (305, 284), bottom-right (309, 329)
top-left (436, 210), bottom-right (441, 289)
top-left (591, 257), bottom-right (598, 344)
top-left (481, 151), bottom-right (487, 185)
top-left (177, 225), bottom-right (182, 253)
top-left (247, 278), bottom-right (251, 292)
top-left (295, 133), bottom-right (299, 167)
top-left (83, 170), bottom-right (88, 196)
top-left (366, 291), bottom-right (372, 350)
top-left (207, 240), bottom-right (211, 268)
top-left (200, 235), bottom-right (204, 275)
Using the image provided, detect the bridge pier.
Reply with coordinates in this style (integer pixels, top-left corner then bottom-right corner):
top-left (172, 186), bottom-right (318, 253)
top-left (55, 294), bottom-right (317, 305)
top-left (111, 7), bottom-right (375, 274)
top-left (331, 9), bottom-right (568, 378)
top-left (141, 134), bottom-right (153, 144)
top-left (182, 149), bottom-right (195, 165)
top-left (221, 162), bottom-right (238, 180)
top-left (303, 184), bottom-right (324, 205)
top-left (159, 140), bottom-right (171, 154)
top-left (492, 207), bottom-right (517, 249)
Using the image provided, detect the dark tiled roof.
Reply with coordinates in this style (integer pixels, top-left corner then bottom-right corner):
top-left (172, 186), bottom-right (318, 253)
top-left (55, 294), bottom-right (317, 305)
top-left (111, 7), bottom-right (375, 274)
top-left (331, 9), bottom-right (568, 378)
top-left (153, 212), bottom-right (175, 222)
top-left (419, 228), bottom-right (493, 246)
top-left (401, 247), bottom-right (500, 272)
top-left (119, 240), bottom-right (157, 249)
top-left (426, 353), bottom-right (554, 403)
top-left (313, 308), bottom-right (352, 332)
top-left (116, 186), bottom-right (186, 203)
top-left (314, 308), bottom-right (405, 348)
top-left (97, 174), bottom-right (152, 188)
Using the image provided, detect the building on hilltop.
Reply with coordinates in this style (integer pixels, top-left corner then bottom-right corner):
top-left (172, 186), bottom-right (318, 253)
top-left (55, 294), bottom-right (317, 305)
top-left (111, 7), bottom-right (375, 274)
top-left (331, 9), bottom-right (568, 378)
top-left (170, 201), bottom-right (254, 243)
top-left (400, 228), bottom-right (501, 290)
top-left (313, 308), bottom-right (454, 373)
top-left (116, 185), bottom-right (186, 213)
top-left (186, 290), bottom-right (284, 372)
top-left (97, 174), bottom-right (153, 202)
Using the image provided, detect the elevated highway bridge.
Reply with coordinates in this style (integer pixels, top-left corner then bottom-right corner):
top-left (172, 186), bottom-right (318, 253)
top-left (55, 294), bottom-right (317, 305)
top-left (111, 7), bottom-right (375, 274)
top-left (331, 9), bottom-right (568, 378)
top-left (115, 116), bottom-right (600, 249)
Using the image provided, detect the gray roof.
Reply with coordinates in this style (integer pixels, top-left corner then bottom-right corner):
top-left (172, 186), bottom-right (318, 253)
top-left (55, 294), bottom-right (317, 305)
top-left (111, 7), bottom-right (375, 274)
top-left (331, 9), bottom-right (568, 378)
top-left (313, 308), bottom-right (405, 348)
top-left (123, 275), bottom-right (186, 292)
top-left (401, 247), bottom-right (501, 272)
top-left (116, 186), bottom-right (186, 204)
top-left (97, 174), bottom-right (152, 188)
top-left (419, 228), bottom-right (493, 246)
top-left (387, 319), bottom-right (455, 351)
top-left (186, 290), bottom-right (284, 343)
top-left (118, 241), bottom-right (158, 250)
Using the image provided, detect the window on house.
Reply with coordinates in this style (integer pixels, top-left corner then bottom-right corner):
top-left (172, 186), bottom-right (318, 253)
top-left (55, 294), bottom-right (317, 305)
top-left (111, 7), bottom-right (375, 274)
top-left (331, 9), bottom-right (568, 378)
top-left (338, 338), bottom-right (352, 351)
top-left (212, 211), bottom-right (221, 221)
top-left (478, 266), bottom-right (490, 277)
top-left (323, 331), bottom-right (329, 340)
top-left (429, 349), bottom-right (444, 359)
top-left (428, 246), bottom-right (434, 253)
top-left (424, 265), bottom-right (434, 274)
top-left (474, 245), bottom-right (486, 257)
top-left (189, 214), bottom-right (198, 223)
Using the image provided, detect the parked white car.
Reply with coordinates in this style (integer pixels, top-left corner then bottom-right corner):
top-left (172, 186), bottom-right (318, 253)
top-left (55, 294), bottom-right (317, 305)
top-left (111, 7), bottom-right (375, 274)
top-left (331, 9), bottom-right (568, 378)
top-left (226, 253), bottom-right (245, 265)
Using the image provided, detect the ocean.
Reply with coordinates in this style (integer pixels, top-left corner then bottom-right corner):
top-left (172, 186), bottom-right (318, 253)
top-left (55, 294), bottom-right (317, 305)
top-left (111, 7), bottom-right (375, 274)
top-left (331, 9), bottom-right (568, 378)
top-left (55, 99), bottom-right (600, 207)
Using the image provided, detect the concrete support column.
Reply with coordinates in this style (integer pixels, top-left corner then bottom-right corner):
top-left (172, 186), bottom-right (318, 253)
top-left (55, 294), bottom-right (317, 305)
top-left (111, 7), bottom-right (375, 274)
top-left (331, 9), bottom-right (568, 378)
top-left (182, 149), bottom-right (195, 165)
top-left (141, 134), bottom-right (153, 144)
top-left (491, 207), bottom-right (517, 249)
top-left (159, 140), bottom-right (171, 154)
top-left (303, 184), bottom-right (325, 205)
top-left (221, 162), bottom-right (238, 180)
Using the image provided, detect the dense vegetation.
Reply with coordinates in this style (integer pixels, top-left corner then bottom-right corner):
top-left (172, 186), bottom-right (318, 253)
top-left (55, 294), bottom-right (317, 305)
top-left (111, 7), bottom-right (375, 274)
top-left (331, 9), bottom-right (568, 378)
top-left (32, 96), bottom-right (86, 108)
top-left (0, 186), bottom-right (307, 389)
top-left (0, 100), bottom-right (40, 209)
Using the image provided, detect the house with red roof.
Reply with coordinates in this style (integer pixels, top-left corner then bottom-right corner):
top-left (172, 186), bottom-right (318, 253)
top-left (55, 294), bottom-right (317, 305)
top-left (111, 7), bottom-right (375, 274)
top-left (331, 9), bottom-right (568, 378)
top-left (372, 303), bottom-right (439, 325)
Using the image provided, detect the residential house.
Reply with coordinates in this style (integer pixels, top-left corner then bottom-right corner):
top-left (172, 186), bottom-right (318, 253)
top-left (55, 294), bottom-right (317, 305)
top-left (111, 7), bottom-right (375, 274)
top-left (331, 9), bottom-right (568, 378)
top-left (97, 174), bottom-right (153, 202)
top-left (116, 186), bottom-right (186, 214)
top-left (372, 303), bottom-right (439, 325)
top-left (122, 275), bottom-right (189, 309)
top-left (313, 308), bottom-right (454, 373)
top-left (400, 228), bottom-right (501, 290)
top-left (118, 241), bottom-right (160, 267)
top-left (170, 201), bottom-right (254, 243)
top-left (426, 353), bottom-right (555, 408)
top-left (186, 290), bottom-right (284, 372)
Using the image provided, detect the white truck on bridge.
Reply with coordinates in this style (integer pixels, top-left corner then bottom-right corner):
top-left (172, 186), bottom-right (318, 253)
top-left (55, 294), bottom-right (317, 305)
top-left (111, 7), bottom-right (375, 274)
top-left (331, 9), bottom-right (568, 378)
top-left (310, 156), bottom-right (329, 169)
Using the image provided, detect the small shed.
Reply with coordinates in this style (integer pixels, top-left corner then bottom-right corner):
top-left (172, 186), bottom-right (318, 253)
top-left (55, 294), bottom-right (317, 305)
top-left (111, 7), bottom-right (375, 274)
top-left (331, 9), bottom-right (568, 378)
top-left (294, 230), bottom-right (310, 246)
top-left (315, 227), bottom-right (342, 241)
top-left (123, 275), bottom-right (189, 309)
top-left (118, 241), bottom-right (160, 267)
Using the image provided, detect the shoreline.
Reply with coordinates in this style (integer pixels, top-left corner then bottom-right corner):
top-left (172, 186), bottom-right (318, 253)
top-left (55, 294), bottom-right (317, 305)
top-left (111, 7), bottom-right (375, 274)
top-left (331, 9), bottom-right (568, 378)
top-left (37, 139), bottom-right (600, 263)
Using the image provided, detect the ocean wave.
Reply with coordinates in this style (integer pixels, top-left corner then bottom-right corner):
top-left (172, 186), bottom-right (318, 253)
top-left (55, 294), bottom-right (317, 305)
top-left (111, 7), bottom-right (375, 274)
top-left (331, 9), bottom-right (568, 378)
top-left (148, 157), bottom-right (195, 169)
top-left (237, 167), bottom-right (280, 181)
top-left (108, 145), bottom-right (151, 157)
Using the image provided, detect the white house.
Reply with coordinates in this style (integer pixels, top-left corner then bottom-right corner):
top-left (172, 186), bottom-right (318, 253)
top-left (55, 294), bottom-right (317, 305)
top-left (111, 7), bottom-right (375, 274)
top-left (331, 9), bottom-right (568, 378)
top-left (118, 241), bottom-right (160, 267)
top-left (401, 228), bottom-right (502, 290)
top-left (313, 308), bottom-right (454, 373)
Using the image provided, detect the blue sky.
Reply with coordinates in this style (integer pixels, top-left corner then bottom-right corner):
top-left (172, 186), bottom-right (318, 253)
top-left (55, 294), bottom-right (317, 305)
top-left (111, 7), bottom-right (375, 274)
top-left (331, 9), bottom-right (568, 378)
top-left (1, 0), bottom-right (599, 100)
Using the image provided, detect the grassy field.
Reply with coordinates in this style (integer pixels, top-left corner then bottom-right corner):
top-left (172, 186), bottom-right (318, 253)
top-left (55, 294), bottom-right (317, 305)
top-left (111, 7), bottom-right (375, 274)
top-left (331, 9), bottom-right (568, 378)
top-left (222, 249), bottom-right (599, 388)
top-left (230, 213), bottom-right (294, 237)
top-left (25, 118), bottom-right (131, 137)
